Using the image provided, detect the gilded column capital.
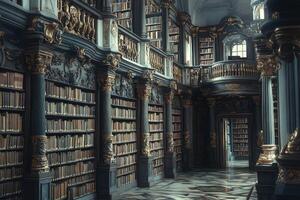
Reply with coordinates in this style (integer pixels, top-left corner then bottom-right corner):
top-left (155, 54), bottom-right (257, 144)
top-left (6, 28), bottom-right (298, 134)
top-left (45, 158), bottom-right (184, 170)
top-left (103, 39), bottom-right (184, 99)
top-left (141, 69), bottom-right (154, 83)
top-left (98, 73), bottom-right (115, 92)
top-left (31, 135), bottom-right (49, 172)
top-left (164, 90), bottom-right (174, 104)
top-left (102, 53), bottom-right (122, 71)
top-left (256, 54), bottom-right (278, 76)
top-left (137, 84), bottom-right (152, 101)
top-left (26, 51), bottom-right (53, 74)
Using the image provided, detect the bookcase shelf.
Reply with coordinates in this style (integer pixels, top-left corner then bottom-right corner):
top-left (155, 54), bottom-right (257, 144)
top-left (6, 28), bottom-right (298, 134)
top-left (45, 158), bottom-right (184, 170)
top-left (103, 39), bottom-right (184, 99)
top-left (45, 80), bottom-right (96, 200)
top-left (0, 70), bottom-right (24, 199)
top-left (172, 107), bottom-right (183, 171)
top-left (169, 19), bottom-right (180, 62)
top-left (148, 104), bottom-right (164, 177)
top-left (146, 0), bottom-right (162, 49)
top-left (111, 96), bottom-right (137, 188)
top-left (199, 37), bottom-right (215, 66)
top-left (112, 0), bottom-right (133, 30)
top-left (231, 118), bottom-right (249, 160)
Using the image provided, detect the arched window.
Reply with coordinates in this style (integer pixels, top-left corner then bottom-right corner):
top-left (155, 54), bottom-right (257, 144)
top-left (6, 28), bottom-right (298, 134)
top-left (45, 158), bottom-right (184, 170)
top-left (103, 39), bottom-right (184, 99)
top-left (231, 40), bottom-right (247, 58)
top-left (253, 4), bottom-right (265, 20)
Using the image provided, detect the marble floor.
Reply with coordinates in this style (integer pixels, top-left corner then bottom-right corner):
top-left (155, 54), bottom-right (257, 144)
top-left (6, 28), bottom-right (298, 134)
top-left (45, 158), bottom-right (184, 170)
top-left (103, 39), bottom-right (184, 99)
top-left (117, 167), bottom-right (256, 200)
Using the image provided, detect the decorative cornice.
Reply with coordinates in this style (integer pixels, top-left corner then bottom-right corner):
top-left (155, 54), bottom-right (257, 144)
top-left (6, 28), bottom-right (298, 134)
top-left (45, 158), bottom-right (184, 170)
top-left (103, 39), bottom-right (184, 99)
top-left (26, 51), bottom-right (53, 74)
top-left (257, 144), bottom-right (278, 165)
top-left (256, 54), bottom-right (278, 76)
top-left (102, 53), bottom-right (122, 71)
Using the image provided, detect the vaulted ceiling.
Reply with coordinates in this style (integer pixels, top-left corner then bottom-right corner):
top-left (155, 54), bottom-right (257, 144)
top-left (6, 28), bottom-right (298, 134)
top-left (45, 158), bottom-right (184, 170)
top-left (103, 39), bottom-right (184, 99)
top-left (176, 0), bottom-right (253, 27)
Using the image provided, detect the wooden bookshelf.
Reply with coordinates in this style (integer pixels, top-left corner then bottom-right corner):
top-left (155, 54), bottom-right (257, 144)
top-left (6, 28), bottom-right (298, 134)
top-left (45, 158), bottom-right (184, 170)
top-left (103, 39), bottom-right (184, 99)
top-left (146, 0), bottom-right (162, 49)
top-left (112, 0), bottom-right (132, 30)
top-left (45, 81), bottom-right (96, 200)
top-left (111, 96), bottom-right (137, 188)
top-left (231, 118), bottom-right (249, 160)
top-left (169, 19), bottom-right (180, 62)
top-left (199, 37), bottom-right (215, 66)
top-left (148, 104), bottom-right (164, 176)
top-left (172, 107), bottom-right (182, 171)
top-left (0, 70), bottom-right (24, 199)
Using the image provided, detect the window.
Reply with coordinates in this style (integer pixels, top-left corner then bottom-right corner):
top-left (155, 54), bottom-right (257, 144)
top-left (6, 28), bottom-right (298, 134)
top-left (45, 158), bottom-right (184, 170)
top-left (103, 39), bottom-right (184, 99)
top-left (231, 40), bottom-right (247, 58)
top-left (253, 4), bottom-right (265, 20)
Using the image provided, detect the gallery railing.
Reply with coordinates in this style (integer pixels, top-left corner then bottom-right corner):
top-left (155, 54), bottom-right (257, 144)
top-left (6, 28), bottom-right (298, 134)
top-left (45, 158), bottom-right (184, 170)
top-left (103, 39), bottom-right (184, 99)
top-left (118, 27), bottom-right (139, 63)
top-left (150, 47), bottom-right (165, 75)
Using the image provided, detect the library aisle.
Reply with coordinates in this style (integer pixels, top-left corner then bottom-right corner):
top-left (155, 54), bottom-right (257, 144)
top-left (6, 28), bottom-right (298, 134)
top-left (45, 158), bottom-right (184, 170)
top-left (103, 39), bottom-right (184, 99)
top-left (117, 168), bottom-right (256, 200)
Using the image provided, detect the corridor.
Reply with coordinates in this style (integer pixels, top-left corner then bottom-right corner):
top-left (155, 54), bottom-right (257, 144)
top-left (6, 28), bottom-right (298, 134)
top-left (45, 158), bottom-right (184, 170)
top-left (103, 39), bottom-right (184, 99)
top-left (117, 168), bottom-right (256, 200)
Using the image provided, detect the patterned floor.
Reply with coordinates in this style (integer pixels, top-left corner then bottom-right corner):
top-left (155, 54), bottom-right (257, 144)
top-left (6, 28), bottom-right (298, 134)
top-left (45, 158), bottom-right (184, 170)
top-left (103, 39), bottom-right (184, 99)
top-left (117, 167), bottom-right (256, 200)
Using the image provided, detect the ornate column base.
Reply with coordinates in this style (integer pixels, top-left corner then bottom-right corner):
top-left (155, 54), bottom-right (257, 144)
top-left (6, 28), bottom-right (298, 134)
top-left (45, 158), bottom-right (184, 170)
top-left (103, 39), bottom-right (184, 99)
top-left (165, 152), bottom-right (176, 178)
top-left (275, 129), bottom-right (300, 200)
top-left (23, 171), bottom-right (52, 200)
top-left (255, 144), bottom-right (278, 200)
top-left (97, 163), bottom-right (117, 200)
top-left (137, 155), bottom-right (153, 187)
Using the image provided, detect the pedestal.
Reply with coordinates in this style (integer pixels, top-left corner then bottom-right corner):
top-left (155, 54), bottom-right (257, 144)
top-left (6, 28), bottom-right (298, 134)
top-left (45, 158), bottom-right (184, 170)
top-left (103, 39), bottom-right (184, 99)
top-left (137, 155), bottom-right (153, 187)
top-left (24, 172), bottom-right (52, 200)
top-left (165, 152), bottom-right (176, 178)
top-left (97, 164), bottom-right (117, 200)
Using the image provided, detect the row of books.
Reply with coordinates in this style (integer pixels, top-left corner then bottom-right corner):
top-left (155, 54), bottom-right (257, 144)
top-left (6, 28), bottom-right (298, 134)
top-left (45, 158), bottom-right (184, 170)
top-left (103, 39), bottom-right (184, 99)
top-left (113, 132), bottom-right (136, 143)
top-left (174, 140), bottom-right (182, 146)
top-left (233, 139), bottom-right (248, 143)
top-left (114, 11), bottom-right (131, 20)
top-left (149, 141), bottom-right (163, 149)
top-left (112, 0), bottom-right (131, 12)
top-left (51, 161), bottom-right (95, 180)
top-left (68, 181), bottom-right (95, 199)
top-left (200, 54), bottom-right (214, 60)
top-left (0, 113), bottom-right (22, 132)
top-left (46, 82), bottom-right (95, 103)
top-left (117, 165), bottom-right (135, 177)
top-left (146, 16), bottom-right (161, 25)
top-left (115, 154), bottom-right (135, 166)
top-left (0, 92), bottom-right (24, 109)
top-left (46, 102), bottom-right (95, 117)
top-left (46, 119), bottom-right (95, 133)
top-left (172, 109), bottom-right (181, 115)
top-left (232, 118), bottom-right (248, 123)
top-left (51, 173), bottom-right (95, 200)
top-left (150, 132), bottom-right (163, 141)
top-left (47, 150), bottom-right (94, 165)
top-left (0, 167), bottom-right (22, 181)
top-left (153, 157), bottom-right (163, 167)
top-left (0, 72), bottom-right (23, 90)
top-left (199, 38), bottom-right (214, 42)
top-left (153, 165), bottom-right (163, 176)
top-left (0, 135), bottom-right (23, 150)
top-left (112, 108), bottom-right (136, 119)
top-left (113, 143), bottom-right (136, 155)
top-left (147, 31), bottom-right (162, 40)
top-left (173, 124), bottom-right (181, 131)
top-left (150, 149), bottom-right (163, 158)
top-left (112, 121), bottom-right (136, 131)
top-left (149, 113), bottom-right (163, 121)
top-left (233, 125), bottom-right (248, 129)
top-left (112, 98), bottom-right (136, 108)
top-left (173, 132), bottom-right (182, 139)
top-left (200, 48), bottom-right (213, 54)
top-left (0, 182), bottom-right (21, 199)
top-left (145, 0), bottom-right (160, 14)
top-left (149, 123), bottom-right (163, 131)
top-left (172, 115), bottom-right (181, 122)
top-left (0, 151), bottom-right (22, 166)
top-left (199, 60), bottom-right (214, 65)
top-left (174, 147), bottom-right (182, 154)
top-left (46, 134), bottom-right (94, 150)
top-left (149, 105), bottom-right (163, 112)
top-left (199, 42), bottom-right (214, 48)
top-left (117, 18), bottom-right (132, 29)
top-left (150, 40), bottom-right (162, 49)
top-left (117, 173), bottom-right (135, 187)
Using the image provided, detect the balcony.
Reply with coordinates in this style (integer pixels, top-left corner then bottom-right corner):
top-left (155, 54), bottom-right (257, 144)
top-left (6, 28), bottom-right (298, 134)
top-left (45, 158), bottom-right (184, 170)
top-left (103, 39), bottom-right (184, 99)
top-left (189, 60), bottom-right (260, 95)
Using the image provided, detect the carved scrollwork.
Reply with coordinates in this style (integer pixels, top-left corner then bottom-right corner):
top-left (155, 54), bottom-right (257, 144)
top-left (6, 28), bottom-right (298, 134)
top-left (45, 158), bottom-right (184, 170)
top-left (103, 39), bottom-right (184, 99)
top-left (141, 133), bottom-right (151, 157)
top-left (31, 135), bottom-right (49, 172)
top-left (137, 84), bottom-right (151, 101)
top-left (149, 85), bottom-right (163, 105)
top-left (256, 54), bottom-right (278, 76)
top-left (281, 128), bottom-right (300, 155)
top-left (142, 69), bottom-right (154, 83)
top-left (44, 22), bottom-right (62, 44)
top-left (102, 53), bottom-right (122, 71)
top-left (103, 134), bottom-right (114, 164)
top-left (98, 74), bottom-right (115, 92)
top-left (112, 74), bottom-right (135, 98)
top-left (26, 51), bottom-right (53, 74)
top-left (167, 132), bottom-right (174, 153)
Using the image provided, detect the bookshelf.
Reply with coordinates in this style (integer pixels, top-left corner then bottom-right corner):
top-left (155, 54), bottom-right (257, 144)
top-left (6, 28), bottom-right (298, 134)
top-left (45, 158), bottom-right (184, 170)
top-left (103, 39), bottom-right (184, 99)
top-left (146, 0), bottom-right (162, 49)
top-left (169, 19), bottom-right (180, 62)
top-left (231, 118), bottom-right (249, 160)
top-left (272, 78), bottom-right (279, 145)
top-left (148, 104), bottom-right (164, 176)
top-left (0, 70), bottom-right (24, 200)
top-left (172, 107), bottom-right (182, 171)
top-left (45, 81), bottom-right (96, 200)
top-left (199, 37), bottom-right (215, 66)
top-left (112, 0), bottom-right (132, 30)
top-left (111, 96), bottom-right (137, 188)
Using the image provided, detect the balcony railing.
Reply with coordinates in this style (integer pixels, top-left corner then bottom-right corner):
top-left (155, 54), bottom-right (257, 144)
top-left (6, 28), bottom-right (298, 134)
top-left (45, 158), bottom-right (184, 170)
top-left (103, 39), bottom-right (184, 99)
top-left (188, 60), bottom-right (259, 86)
top-left (58, 0), bottom-right (97, 43)
top-left (150, 47), bottom-right (165, 75)
top-left (118, 27), bottom-right (139, 63)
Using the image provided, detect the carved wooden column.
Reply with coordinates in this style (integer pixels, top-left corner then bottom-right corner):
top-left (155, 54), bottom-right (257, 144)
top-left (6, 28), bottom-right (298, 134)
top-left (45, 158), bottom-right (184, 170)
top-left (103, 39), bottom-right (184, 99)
top-left (182, 92), bottom-right (193, 171)
top-left (96, 53), bottom-right (121, 200)
top-left (137, 70), bottom-right (154, 187)
top-left (161, 0), bottom-right (171, 52)
top-left (191, 26), bottom-right (199, 66)
top-left (132, 0), bottom-right (147, 38)
top-left (177, 12), bottom-right (189, 65)
top-left (24, 50), bottom-right (53, 200)
top-left (164, 87), bottom-right (176, 178)
top-left (207, 98), bottom-right (217, 167)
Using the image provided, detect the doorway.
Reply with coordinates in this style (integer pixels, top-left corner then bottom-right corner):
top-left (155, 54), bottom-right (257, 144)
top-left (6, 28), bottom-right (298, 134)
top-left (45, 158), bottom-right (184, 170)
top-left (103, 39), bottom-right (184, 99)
top-left (222, 117), bottom-right (250, 168)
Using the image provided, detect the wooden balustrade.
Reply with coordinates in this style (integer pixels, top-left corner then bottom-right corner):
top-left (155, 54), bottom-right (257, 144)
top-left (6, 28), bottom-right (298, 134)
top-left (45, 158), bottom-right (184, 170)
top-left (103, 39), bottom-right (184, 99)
top-left (57, 0), bottom-right (96, 43)
top-left (118, 30), bottom-right (139, 63)
top-left (150, 48), bottom-right (165, 74)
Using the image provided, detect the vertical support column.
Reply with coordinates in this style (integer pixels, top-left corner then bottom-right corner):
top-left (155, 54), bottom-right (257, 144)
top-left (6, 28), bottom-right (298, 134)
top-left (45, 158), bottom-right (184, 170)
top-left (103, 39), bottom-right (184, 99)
top-left (207, 98), bottom-right (217, 167)
top-left (177, 12), bottom-right (188, 65)
top-left (96, 53), bottom-right (121, 200)
top-left (182, 92), bottom-right (193, 171)
top-left (132, 0), bottom-right (147, 38)
top-left (255, 53), bottom-right (279, 200)
top-left (161, 0), bottom-right (171, 52)
top-left (24, 51), bottom-right (53, 200)
top-left (191, 26), bottom-right (199, 66)
top-left (137, 70), bottom-right (154, 187)
top-left (252, 96), bottom-right (262, 168)
top-left (99, 0), bottom-right (112, 13)
top-left (164, 88), bottom-right (176, 177)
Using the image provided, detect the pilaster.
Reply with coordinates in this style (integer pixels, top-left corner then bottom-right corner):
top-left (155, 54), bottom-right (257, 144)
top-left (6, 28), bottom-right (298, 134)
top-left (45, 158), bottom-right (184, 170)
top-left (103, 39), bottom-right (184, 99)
top-left (161, 0), bottom-right (172, 52)
top-left (207, 98), bottom-right (217, 167)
